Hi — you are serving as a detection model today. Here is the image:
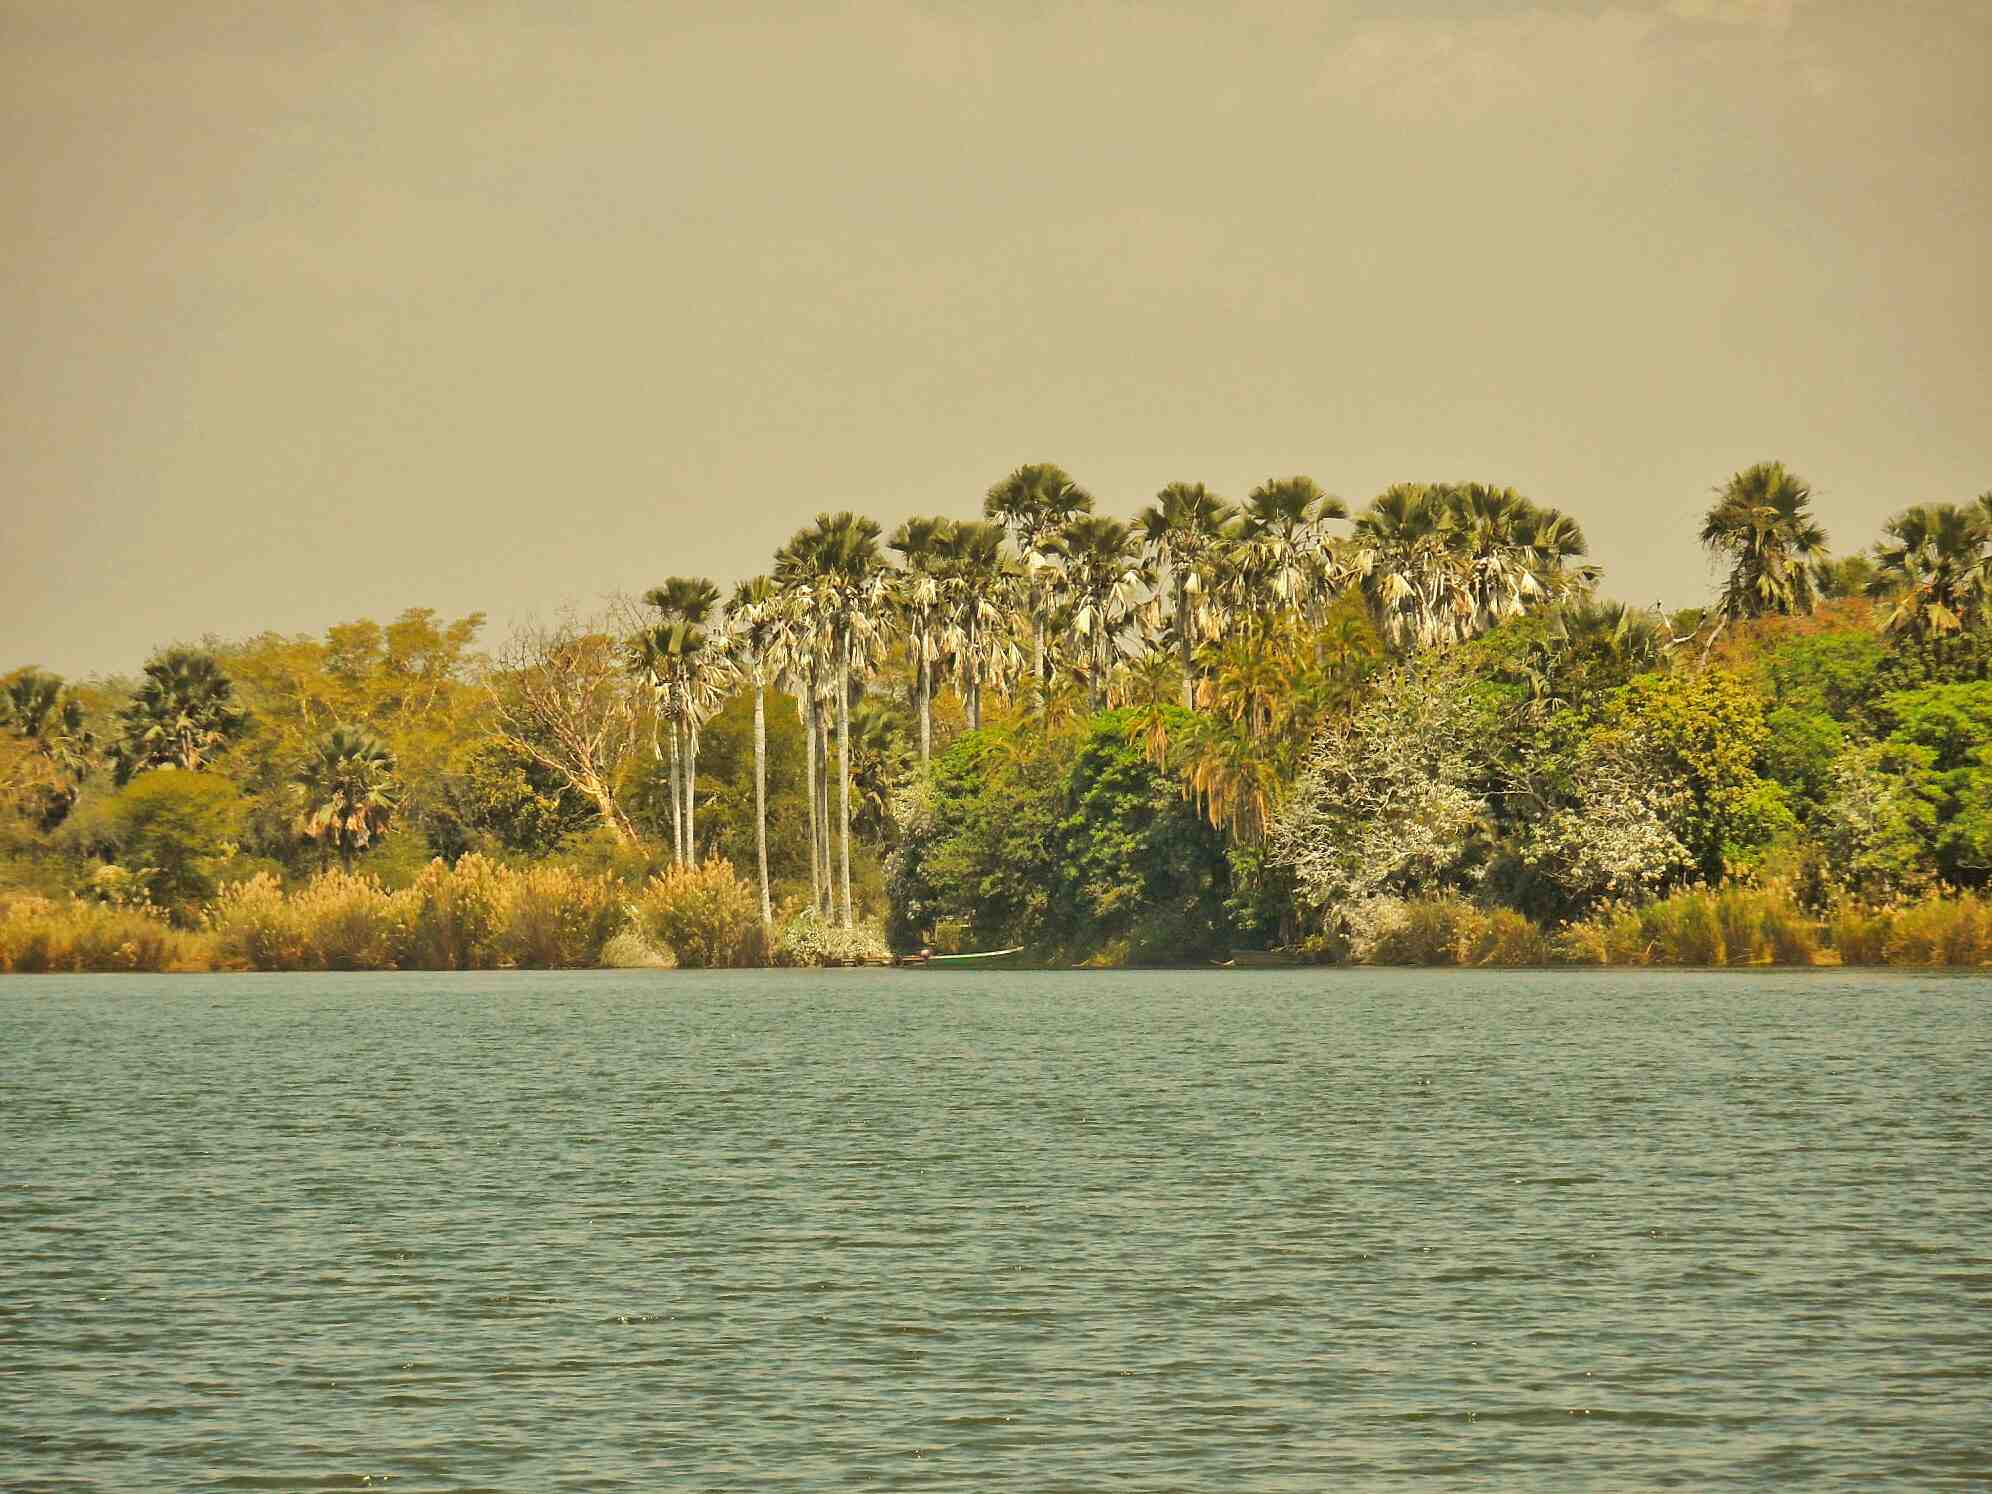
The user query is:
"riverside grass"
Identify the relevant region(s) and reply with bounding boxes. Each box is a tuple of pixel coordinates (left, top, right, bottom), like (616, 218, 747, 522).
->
(6, 876, 1988, 972)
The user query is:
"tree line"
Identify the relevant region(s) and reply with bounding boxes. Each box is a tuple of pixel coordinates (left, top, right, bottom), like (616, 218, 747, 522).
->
(4, 461, 1990, 963)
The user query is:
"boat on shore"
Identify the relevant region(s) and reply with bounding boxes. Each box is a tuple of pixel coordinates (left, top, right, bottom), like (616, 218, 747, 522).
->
(892, 945, 1027, 968)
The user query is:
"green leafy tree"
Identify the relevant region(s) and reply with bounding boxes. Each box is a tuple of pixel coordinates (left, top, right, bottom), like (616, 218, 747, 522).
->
(2, 670, 95, 830)
(79, 771, 248, 918)
(1605, 668, 1796, 881)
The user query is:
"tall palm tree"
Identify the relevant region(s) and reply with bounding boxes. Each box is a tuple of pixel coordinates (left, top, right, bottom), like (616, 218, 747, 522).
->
(888, 515, 954, 762)
(1701, 461, 1829, 621)
(640, 578, 726, 865)
(769, 558, 833, 917)
(984, 463, 1093, 693)
(114, 649, 250, 782)
(1867, 500, 1992, 641)
(1348, 483, 1593, 650)
(296, 725, 399, 868)
(933, 520, 1015, 731)
(1058, 516, 1153, 713)
(726, 576, 791, 931)
(1236, 476, 1347, 633)
(779, 513, 890, 928)
(1138, 482, 1238, 709)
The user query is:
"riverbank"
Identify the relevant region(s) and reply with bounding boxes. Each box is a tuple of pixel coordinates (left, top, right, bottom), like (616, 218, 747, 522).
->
(4, 876, 1988, 974)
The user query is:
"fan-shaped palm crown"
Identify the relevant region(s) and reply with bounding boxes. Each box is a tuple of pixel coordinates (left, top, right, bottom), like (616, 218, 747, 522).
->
(1700, 462, 1829, 619)
(114, 648, 250, 782)
(1867, 500, 1992, 638)
(296, 724, 399, 864)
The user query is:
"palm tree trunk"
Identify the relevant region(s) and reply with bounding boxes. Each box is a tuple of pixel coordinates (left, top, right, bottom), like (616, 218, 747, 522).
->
(1178, 574, 1195, 711)
(685, 723, 698, 868)
(803, 700, 821, 913)
(753, 675, 771, 930)
(839, 636, 855, 929)
(967, 611, 982, 731)
(918, 632, 931, 764)
(817, 703, 833, 916)
(668, 719, 684, 866)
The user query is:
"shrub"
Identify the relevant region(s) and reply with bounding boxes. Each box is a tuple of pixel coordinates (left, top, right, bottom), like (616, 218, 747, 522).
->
(497, 864, 623, 968)
(210, 870, 411, 971)
(0, 892, 214, 973)
(1826, 900, 1893, 965)
(1367, 896, 1485, 966)
(1885, 893, 1992, 966)
(209, 872, 314, 970)
(772, 906, 890, 966)
(600, 929, 676, 969)
(1470, 909, 1556, 966)
(288, 871, 412, 971)
(406, 854, 507, 970)
(636, 859, 759, 968)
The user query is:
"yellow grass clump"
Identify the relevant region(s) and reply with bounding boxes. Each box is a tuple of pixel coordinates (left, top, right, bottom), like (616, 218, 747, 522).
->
(0, 891, 215, 973)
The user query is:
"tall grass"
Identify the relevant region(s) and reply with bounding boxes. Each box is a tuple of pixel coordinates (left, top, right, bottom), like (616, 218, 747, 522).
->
(0, 892, 214, 973)
(635, 859, 760, 968)
(1558, 884, 1818, 966)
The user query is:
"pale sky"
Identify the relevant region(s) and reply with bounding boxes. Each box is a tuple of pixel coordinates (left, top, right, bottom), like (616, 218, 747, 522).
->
(4, 0, 1987, 678)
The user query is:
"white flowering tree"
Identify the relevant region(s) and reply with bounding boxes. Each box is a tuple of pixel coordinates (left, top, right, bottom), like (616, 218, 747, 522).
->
(1270, 663, 1489, 935)
(1515, 729, 1694, 910)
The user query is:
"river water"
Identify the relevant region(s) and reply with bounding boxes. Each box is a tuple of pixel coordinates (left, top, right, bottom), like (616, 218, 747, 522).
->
(4, 969, 1989, 1489)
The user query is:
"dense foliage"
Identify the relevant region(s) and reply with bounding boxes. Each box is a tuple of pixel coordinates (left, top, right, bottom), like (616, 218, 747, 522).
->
(5, 466, 1990, 967)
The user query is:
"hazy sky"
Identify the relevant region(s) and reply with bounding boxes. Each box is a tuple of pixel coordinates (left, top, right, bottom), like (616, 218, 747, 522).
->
(5, 0, 1987, 677)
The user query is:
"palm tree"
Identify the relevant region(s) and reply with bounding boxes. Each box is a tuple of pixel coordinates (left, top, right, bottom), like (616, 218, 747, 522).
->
(726, 576, 791, 931)
(2, 670, 94, 830)
(114, 649, 250, 782)
(984, 463, 1093, 692)
(1058, 516, 1153, 713)
(1236, 476, 1347, 634)
(296, 725, 399, 868)
(769, 560, 833, 918)
(639, 578, 727, 866)
(888, 515, 954, 762)
(780, 513, 890, 928)
(1701, 462, 1829, 621)
(1137, 482, 1238, 709)
(1348, 483, 1593, 650)
(1868, 501, 1992, 641)
(933, 520, 1015, 731)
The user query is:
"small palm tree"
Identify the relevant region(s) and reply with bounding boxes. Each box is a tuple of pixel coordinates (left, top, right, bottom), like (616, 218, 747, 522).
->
(297, 725, 399, 868)
(114, 649, 249, 782)
(1701, 462, 1829, 620)
(1868, 501, 1992, 641)
(1138, 482, 1239, 709)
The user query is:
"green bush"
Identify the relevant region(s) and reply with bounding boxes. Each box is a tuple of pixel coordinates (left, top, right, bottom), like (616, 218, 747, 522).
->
(772, 906, 889, 966)
(1367, 896, 1484, 966)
